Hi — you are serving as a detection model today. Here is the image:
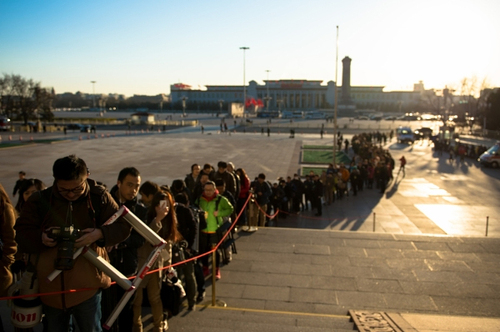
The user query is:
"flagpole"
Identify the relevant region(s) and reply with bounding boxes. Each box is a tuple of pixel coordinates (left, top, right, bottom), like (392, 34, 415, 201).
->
(333, 26, 339, 167)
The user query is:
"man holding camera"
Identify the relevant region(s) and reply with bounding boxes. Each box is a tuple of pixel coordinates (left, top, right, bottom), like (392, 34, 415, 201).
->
(15, 155, 131, 332)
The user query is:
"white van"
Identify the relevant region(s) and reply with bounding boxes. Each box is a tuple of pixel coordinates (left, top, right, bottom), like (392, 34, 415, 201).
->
(478, 142, 500, 168)
(396, 126, 414, 144)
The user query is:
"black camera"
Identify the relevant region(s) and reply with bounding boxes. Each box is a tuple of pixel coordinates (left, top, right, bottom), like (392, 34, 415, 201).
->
(46, 226, 83, 270)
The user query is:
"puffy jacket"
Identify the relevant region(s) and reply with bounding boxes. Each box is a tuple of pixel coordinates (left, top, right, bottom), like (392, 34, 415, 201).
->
(197, 194, 233, 233)
(15, 179, 131, 309)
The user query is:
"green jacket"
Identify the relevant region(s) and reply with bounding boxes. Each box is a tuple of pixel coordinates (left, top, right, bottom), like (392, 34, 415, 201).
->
(198, 194, 233, 233)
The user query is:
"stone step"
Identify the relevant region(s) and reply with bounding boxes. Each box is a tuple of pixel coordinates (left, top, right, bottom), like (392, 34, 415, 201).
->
(164, 307, 357, 331)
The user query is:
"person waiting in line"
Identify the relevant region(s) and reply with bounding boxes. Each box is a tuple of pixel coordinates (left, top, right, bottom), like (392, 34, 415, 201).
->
(235, 168, 250, 231)
(0, 183, 17, 297)
(196, 181, 233, 280)
(311, 174, 323, 216)
(132, 190, 181, 332)
(213, 161, 236, 198)
(184, 164, 200, 202)
(247, 174, 271, 232)
(15, 178, 46, 214)
(173, 192, 199, 310)
(103, 167, 147, 332)
(139, 181, 161, 207)
(15, 155, 131, 332)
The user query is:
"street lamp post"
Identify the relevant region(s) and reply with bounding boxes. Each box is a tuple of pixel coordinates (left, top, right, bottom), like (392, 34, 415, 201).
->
(240, 47, 250, 115)
(333, 26, 339, 167)
(181, 96, 188, 117)
(218, 99, 224, 115)
(265, 70, 271, 112)
(90, 81, 96, 109)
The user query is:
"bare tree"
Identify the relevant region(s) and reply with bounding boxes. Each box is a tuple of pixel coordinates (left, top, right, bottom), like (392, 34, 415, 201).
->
(0, 74, 54, 123)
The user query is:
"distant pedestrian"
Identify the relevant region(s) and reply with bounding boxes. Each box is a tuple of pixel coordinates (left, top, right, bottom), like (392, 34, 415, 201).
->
(12, 171, 26, 197)
(398, 156, 406, 177)
(267, 128, 270, 137)
(201, 125, 204, 134)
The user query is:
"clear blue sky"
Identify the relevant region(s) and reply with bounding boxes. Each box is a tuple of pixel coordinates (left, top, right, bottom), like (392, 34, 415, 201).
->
(1, 0, 499, 97)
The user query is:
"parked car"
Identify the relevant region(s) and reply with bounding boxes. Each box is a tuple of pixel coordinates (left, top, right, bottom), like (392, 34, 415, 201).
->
(66, 123, 83, 131)
(80, 125, 91, 133)
(0, 117, 11, 131)
(413, 127, 433, 139)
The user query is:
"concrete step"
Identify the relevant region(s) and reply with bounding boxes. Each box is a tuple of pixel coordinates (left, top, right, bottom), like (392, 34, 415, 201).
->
(164, 306, 357, 332)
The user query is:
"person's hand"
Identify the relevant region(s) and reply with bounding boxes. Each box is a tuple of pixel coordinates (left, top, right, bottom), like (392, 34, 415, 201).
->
(155, 204, 169, 221)
(213, 210, 219, 217)
(42, 228, 57, 247)
(75, 228, 103, 248)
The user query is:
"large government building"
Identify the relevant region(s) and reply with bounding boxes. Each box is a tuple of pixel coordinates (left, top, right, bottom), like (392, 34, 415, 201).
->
(170, 57, 423, 113)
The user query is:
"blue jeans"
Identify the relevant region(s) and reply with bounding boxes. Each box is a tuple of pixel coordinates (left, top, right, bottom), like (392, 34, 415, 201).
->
(43, 290, 102, 332)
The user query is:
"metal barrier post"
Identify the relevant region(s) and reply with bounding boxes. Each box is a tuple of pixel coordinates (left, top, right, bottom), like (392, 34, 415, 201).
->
(373, 213, 376, 232)
(209, 244, 227, 308)
(486, 216, 489, 237)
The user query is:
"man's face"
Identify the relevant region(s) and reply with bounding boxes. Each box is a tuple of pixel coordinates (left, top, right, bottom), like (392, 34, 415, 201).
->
(258, 177, 264, 184)
(218, 166, 226, 174)
(227, 164, 234, 173)
(192, 165, 201, 177)
(118, 174, 141, 202)
(204, 184, 216, 196)
(57, 176, 87, 202)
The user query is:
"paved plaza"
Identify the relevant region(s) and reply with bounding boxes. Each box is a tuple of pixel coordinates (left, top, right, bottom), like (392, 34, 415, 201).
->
(1, 121, 500, 331)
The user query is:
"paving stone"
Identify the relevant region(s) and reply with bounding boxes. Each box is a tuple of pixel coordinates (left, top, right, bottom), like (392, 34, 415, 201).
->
(242, 285, 290, 301)
(290, 263, 332, 277)
(399, 280, 451, 296)
(249, 261, 292, 274)
(289, 287, 338, 305)
(435, 251, 482, 262)
(383, 293, 437, 311)
(293, 244, 331, 255)
(364, 248, 405, 259)
(336, 290, 387, 309)
(385, 258, 430, 270)
(400, 249, 441, 259)
(356, 278, 404, 293)
(424, 259, 473, 272)
(412, 270, 463, 283)
(311, 276, 357, 291)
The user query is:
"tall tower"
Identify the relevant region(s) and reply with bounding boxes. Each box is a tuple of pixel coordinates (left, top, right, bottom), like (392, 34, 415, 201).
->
(341, 56, 352, 104)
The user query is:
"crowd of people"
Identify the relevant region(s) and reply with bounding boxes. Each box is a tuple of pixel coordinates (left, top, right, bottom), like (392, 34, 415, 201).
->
(0, 131, 411, 331)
